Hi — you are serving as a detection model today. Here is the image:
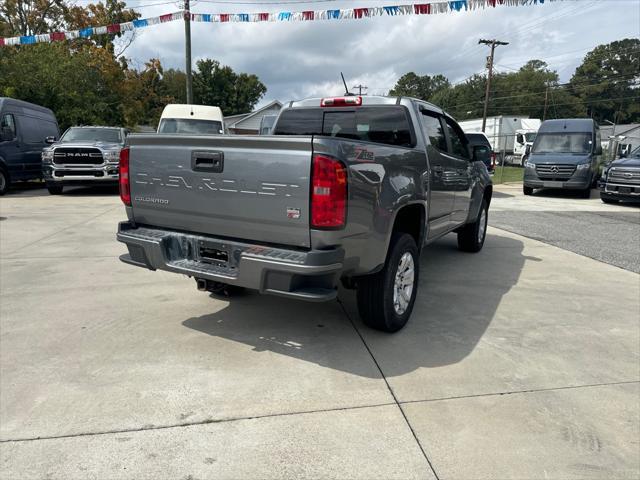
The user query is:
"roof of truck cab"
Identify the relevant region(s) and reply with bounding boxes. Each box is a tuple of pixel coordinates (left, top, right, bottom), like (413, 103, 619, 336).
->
(539, 118, 596, 133)
(159, 104, 223, 122)
(287, 95, 445, 115)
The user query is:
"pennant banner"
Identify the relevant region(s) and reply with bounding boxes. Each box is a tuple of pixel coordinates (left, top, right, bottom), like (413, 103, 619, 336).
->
(1, 0, 558, 47)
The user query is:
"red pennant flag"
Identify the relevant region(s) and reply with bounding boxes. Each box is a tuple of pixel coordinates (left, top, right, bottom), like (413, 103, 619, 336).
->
(302, 11, 314, 20)
(50, 32, 66, 41)
(106, 23, 121, 34)
(258, 12, 269, 21)
(414, 4, 431, 14)
(354, 8, 368, 18)
(220, 14, 230, 22)
(159, 14, 172, 22)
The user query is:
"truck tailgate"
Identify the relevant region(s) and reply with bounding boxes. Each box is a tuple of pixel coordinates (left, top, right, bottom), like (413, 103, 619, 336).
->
(128, 135, 312, 248)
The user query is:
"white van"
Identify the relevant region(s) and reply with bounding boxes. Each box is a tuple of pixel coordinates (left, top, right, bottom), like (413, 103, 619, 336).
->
(157, 104, 224, 135)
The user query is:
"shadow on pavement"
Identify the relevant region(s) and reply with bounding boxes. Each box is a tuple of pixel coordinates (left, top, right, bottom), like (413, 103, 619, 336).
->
(492, 190, 515, 199)
(5, 182, 118, 197)
(182, 233, 535, 378)
(530, 188, 596, 199)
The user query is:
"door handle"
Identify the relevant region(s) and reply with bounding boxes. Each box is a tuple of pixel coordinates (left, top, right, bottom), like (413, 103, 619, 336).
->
(192, 151, 224, 172)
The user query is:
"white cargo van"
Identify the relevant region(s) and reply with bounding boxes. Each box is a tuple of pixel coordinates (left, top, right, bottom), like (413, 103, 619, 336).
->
(157, 104, 224, 135)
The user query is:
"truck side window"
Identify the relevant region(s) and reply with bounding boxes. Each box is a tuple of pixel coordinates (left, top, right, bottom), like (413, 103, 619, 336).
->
(1, 114, 17, 140)
(421, 112, 447, 152)
(445, 118, 470, 159)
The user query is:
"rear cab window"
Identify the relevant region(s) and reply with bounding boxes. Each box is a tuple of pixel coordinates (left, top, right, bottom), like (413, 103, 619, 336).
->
(273, 106, 414, 148)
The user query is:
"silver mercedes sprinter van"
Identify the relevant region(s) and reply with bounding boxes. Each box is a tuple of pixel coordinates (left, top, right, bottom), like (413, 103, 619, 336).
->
(523, 119, 602, 198)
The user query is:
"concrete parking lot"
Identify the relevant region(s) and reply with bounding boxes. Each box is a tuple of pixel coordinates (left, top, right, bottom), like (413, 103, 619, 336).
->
(1, 184, 639, 479)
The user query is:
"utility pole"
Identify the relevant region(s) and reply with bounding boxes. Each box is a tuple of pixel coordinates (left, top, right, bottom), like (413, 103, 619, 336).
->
(352, 84, 368, 95)
(479, 39, 508, 132)
(184, 0, 193, 104)
(543, 85, 549, 121)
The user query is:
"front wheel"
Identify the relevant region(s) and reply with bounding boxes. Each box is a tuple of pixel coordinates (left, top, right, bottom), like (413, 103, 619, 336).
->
(0, 168, 9, 196)
(523, 186, 534, 196)
(356, 233, 419, 333)
(457, 199, 489, 253)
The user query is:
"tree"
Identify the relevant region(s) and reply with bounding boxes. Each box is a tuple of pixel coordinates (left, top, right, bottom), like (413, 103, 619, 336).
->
(569, 38, 640, 123)
(0, 0, 68, 36)
(193, 59, 266, 115)
(389, 72, 450, 101)
(160, 68, 187, 104)
(0, 42, 127, 129)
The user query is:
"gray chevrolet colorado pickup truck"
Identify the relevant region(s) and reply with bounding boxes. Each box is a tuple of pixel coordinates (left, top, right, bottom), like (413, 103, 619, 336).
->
(42, 126, 127, 194)
(117, 96, 492, 332)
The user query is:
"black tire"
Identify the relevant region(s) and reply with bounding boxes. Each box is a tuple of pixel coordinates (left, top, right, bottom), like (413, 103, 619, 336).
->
(457, 199, 489, 253)
(523, 186, 534, 196)
(601, 195, 618, 204)
(0, 167, 9, 196)
(356, 233, 419, 333)
(47, 184, 64, 195)
(580, 187, 591, 199)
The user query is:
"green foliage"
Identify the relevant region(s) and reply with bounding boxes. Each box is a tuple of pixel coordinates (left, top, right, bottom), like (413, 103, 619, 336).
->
(193, 59, 267, 116)
(0, 43, 126, 129)
(569, 38, 640, 123)
(389, 72, 450, 101)
(393, 39, 640, 123)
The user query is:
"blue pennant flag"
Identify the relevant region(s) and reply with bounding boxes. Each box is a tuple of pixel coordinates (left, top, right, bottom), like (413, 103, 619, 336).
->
(278, 12, 292, 21)
(449, 0, 467, 11)
(384, 6, 399, 16)
(238, 13, 249, 22)
(133, 19, 148, 28)
(20, 35, 36, 44)
(327, 9, 340, 19)
(79, 27, 93, 37)
(201, 14, 211, 22)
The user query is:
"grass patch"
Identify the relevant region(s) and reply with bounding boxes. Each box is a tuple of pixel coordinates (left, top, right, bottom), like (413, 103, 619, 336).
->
(492, 166, 524, 184)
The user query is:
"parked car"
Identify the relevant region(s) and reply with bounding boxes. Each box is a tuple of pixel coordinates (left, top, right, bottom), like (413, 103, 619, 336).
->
(599, 145, 640, 204)
(466, 132, 495, 173)
(157, 104, 224, 135)
(0, 97, 59, 195)
(41, 126, 127, 195)
(523, 119, 602, 198)
(117, 95, 492, 333)
(459, 116, 540, 165)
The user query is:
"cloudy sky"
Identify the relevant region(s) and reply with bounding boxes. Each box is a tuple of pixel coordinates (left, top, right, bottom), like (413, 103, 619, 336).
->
(118, 0, 639, 107)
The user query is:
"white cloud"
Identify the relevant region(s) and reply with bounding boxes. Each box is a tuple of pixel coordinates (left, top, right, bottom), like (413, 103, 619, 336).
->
(120, 0, 640, 109)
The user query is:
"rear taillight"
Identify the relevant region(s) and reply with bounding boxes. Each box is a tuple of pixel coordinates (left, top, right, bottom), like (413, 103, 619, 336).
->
(311, 154, 347, 228)
(491, 152, 496, 168)
(119, 147, 131, 206)
(321, 96, 362, 107)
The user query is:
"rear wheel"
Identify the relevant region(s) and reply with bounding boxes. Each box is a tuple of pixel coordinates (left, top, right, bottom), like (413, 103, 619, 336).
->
(47, 184, 63, 195)
(523, 186, 534, 196)
(356, 233, 419, 333)
(457, 199, 488, 253)
(0, 168, 8, 196)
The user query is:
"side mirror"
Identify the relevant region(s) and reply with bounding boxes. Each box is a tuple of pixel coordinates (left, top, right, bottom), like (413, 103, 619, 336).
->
(45, 136, 56, 144)
(473, 145, 491, 164)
